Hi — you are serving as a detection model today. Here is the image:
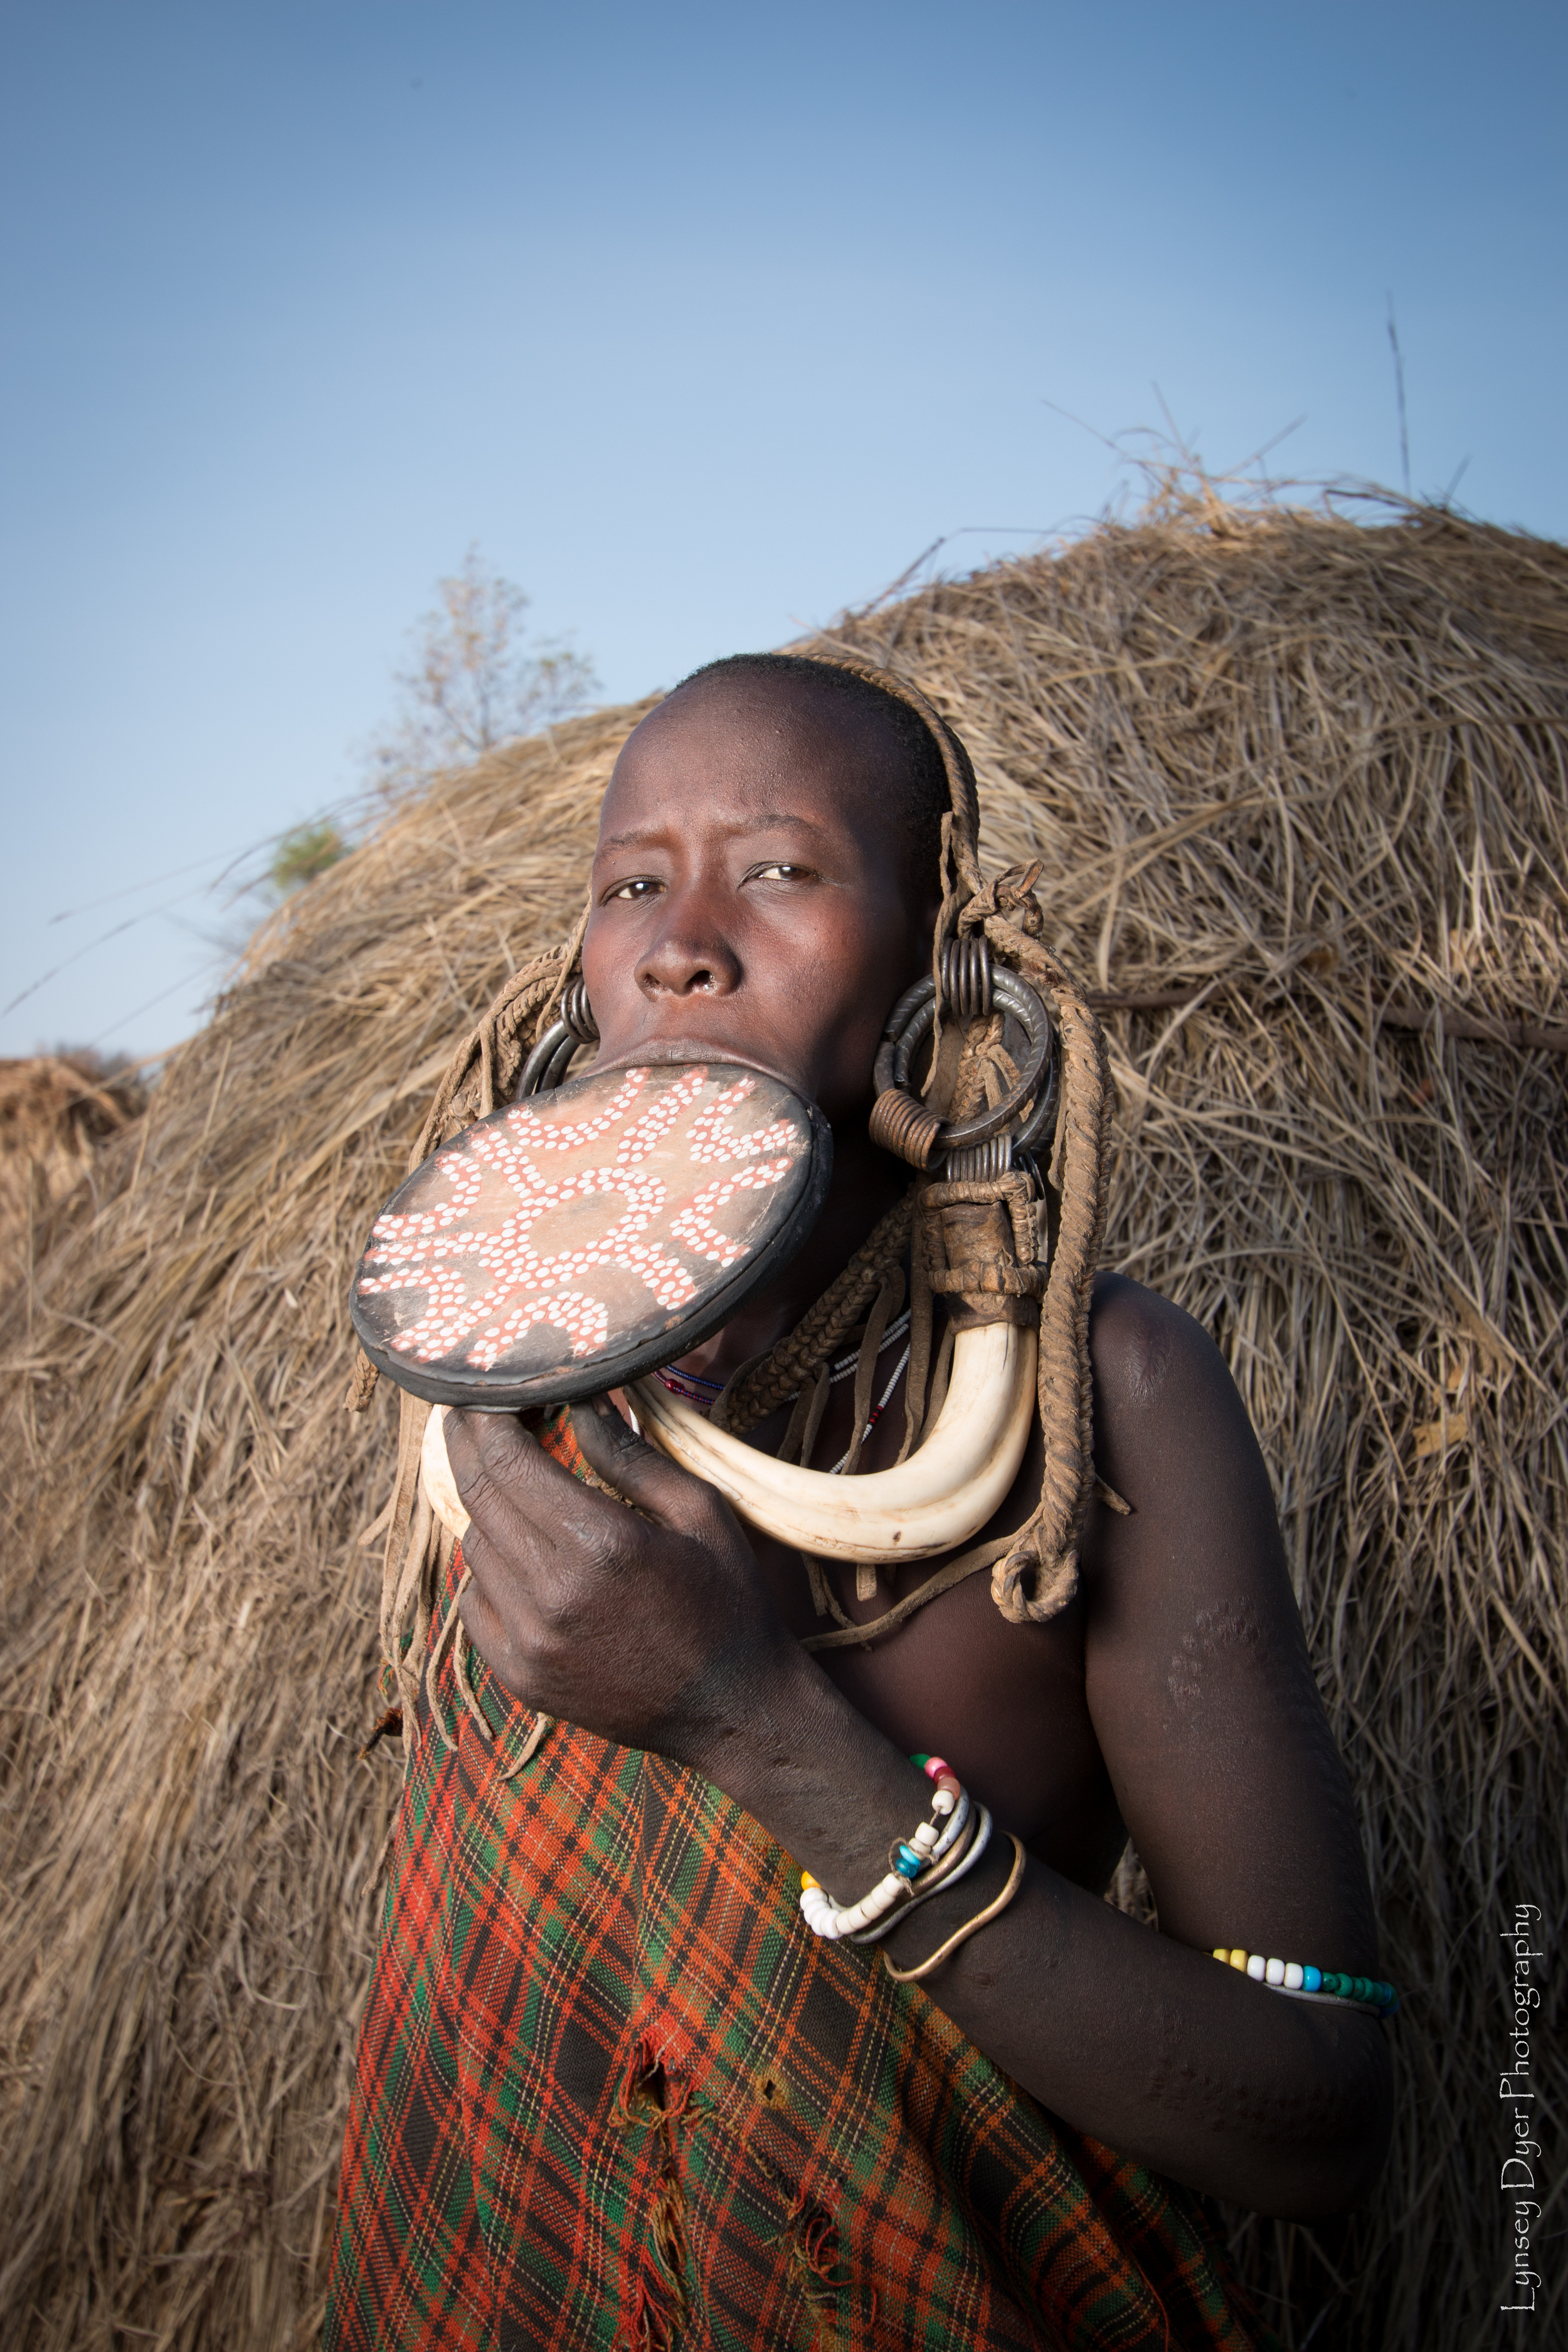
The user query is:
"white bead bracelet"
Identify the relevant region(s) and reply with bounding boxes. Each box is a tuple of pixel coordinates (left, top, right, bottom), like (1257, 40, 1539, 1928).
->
(798, 1756, 978, 1944)
(1212, 1946, 1399, 2017)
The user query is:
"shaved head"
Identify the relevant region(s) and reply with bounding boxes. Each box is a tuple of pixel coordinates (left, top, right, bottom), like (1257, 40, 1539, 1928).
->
(668, 655, 950, 903)
(581, 657, 943, 1121)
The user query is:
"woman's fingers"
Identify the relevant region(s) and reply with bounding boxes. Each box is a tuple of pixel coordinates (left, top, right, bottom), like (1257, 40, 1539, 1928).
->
(442, 1396, 779, 1749)
(570, 1394, 729, 1536)
(445, 1409, 598, 1558)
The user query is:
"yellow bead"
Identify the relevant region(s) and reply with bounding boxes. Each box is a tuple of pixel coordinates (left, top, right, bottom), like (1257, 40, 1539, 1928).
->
(1229, 1948, 1249, 1969)
(1212, 1948, 1229, 1962)
(802, 1872, 819, 1892)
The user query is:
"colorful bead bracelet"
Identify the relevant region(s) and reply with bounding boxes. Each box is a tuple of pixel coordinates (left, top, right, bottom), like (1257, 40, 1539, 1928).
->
(799, 1756, 985, 1944)
(1212, 1947, 1399, 2017)
(852, 1800, 993, 1944)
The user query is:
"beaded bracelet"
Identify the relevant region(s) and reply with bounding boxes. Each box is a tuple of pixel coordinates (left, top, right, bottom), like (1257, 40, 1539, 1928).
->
(1213, 1946, 1400, 2018)
(845, 1803, 993, 1945)
(798, 1756, 973, 1943)
(883, 1833, 1027, 1984)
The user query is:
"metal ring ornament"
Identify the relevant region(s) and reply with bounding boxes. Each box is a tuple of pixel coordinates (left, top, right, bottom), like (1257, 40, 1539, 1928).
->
(940, 935, 992, 1020)
(517, 981, 600, 1100)
(561, 977, 599, 1044)
(944, 1134, 1016, 1183)
(870, 966, 1057, 1170)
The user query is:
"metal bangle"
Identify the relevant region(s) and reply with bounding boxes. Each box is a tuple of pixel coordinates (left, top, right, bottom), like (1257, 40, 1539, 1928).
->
(516, 981, 598, 1098)
(871, 967, 1057, 1157)
(881, 1833, 1027, 1984)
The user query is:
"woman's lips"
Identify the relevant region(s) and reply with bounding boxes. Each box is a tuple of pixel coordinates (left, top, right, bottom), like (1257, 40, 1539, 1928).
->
(588, 1032, 805, 1096)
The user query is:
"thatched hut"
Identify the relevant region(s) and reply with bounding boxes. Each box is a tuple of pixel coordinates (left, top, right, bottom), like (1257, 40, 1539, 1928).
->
(0, 1052, 145, 1292)
(2, 492, 1563, 2351)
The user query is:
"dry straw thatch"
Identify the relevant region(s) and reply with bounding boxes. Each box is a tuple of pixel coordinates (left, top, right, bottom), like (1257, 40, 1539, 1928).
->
(2, 488, 1564, 2351)
(0, 1054, 146, 1292)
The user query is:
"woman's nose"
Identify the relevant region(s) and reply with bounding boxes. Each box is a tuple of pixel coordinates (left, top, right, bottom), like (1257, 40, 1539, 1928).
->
(637, 908, 742, 999)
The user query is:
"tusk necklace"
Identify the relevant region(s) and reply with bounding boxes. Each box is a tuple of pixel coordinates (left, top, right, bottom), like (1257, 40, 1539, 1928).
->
(628, 1321, 1036, 1565)
(418, 1321, 1036, 1571)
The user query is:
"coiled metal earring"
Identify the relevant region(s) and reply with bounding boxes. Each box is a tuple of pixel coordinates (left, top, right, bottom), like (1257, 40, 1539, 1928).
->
(867, 936, 1058, 1173)
(517, 978, 599, 1098)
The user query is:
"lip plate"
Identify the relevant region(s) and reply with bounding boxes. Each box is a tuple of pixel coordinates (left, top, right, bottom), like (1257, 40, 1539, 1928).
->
(349, 1059, 833, 1412)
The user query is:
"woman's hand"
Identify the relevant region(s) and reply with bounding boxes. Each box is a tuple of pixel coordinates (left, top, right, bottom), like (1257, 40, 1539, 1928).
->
(448, 1399, 796, 1767)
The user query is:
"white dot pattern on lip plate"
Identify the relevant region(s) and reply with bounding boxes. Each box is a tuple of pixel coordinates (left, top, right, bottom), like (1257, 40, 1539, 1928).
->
(357, 1064, 805, 1373)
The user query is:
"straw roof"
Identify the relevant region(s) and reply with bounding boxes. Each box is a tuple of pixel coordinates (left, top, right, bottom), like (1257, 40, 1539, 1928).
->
(2, 491, 1564, 2350)
(0, 1054, 144, 1292)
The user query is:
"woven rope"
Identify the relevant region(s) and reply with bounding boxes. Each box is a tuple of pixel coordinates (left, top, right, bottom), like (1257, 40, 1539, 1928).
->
(975, 911, 1112, 1623)
(709, 1191, 917, 1434)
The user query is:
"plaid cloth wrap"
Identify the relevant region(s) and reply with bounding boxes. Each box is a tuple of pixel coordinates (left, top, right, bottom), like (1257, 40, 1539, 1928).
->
(327, 1415, 1275, 2352)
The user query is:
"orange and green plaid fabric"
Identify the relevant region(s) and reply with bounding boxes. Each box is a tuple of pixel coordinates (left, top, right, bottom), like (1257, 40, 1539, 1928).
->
(326, 1417, 1276, 2351)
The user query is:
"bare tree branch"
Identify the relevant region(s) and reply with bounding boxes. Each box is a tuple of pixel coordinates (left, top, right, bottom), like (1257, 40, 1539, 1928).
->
(367, 546, 600, 800)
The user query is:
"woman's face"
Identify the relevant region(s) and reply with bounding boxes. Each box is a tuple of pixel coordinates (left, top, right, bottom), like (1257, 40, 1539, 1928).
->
(582, 676, 940, 1125)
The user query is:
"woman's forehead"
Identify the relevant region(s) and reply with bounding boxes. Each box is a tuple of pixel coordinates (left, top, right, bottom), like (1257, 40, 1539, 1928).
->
(600, 674, 905, 833)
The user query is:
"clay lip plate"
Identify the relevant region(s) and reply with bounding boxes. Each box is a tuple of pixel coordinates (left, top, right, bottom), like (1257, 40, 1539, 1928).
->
(350, 1059, 832, 1409)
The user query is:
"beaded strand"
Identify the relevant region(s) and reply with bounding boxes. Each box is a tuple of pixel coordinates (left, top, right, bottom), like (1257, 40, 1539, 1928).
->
(798, 1756, 983, 1944)
(793, 1759, 1401, 2020)
(846, 1799, 994, 1946)
(1213, 1946, 1399, 2017)
(825, 1345, 913, 1476)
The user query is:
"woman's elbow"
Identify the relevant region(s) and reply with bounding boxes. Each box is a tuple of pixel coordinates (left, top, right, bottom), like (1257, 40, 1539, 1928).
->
(1257, 2025, 1395, 2221)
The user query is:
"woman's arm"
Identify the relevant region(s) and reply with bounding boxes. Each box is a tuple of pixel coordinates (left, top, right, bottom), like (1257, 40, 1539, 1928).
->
(858, 1273, 1394, 2214)
(450, 1290, 1392, 2219)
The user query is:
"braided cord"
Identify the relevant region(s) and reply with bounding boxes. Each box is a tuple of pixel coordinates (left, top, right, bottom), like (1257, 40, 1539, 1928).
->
(978, 915, 1111, 1623)
(709, 1190, 917, 1436)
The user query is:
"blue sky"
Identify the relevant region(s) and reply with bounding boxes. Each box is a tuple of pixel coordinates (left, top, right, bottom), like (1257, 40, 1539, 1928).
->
(3, 0, 1563, 1059)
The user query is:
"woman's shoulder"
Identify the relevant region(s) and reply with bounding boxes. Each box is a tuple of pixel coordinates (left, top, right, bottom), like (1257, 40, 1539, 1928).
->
(1087, 1268, 1228, 1416)
(1084, 1268, 1267, 1519)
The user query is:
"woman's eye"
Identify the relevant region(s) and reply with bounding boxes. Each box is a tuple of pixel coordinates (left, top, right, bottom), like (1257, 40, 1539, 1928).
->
(750, 861, 808, 881)
(605, 876, 662, 903)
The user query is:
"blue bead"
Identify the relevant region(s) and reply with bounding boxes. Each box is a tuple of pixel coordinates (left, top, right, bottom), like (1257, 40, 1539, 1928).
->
(894, 1845, 923, 1878)
(1303, 1966, 1322, 1993)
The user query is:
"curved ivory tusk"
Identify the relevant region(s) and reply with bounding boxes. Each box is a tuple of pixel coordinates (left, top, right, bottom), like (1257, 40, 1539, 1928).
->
(421, 1406, 471, 1543)
(419, 1323, 1038, 1565)
(629, 1321, 1037, 1563)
